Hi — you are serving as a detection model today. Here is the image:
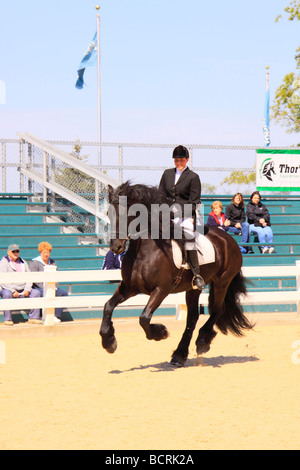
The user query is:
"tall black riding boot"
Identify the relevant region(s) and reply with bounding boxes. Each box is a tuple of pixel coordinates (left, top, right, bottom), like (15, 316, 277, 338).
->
(186, 249, 206, 290)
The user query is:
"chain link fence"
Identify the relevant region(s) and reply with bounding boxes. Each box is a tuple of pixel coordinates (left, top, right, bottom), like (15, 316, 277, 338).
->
(1, 138, 259, 196)
(1, 138, 291, 241)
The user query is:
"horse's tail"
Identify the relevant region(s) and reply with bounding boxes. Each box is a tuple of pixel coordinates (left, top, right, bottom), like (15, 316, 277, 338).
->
(215, 270, 254, 336)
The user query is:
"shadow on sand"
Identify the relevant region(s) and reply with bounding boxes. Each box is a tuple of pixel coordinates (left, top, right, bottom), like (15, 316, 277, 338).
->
(109, 354, 259, 374)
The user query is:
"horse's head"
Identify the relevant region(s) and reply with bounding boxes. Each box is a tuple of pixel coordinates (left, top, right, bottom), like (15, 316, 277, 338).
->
(107, 180, 182, 253)
(107, 182, 131, 254)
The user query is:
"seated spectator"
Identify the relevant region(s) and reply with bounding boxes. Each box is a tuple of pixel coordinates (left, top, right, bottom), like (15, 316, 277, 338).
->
(102, 249, 125, 270)
(0, 244, 42, 326)
(225, 193, 253, 254)
(246, 191, 275, 254)
(207, 201, 230, 231)
(30, 242, 68, 323)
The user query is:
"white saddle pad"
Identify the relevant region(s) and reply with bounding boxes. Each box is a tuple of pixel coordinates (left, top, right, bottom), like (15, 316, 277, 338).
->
(171, 234, 215, 269)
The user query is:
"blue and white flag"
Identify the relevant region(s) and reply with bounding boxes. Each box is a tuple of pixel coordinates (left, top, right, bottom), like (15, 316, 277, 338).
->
(75, 32, 97, 89)
(263, 87, 270, 147)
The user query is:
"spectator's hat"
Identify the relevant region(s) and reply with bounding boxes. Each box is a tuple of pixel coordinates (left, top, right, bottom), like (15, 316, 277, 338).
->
(8, 244, 19, 251)
(172, 145, 189, 159)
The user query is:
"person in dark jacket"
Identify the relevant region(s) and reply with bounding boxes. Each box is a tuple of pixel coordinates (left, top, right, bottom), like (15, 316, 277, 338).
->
(102, 250, 124, 270)
(225, 193, 253, 254)
(207, 201, 230, 231)
(246, 191, 275, 254)
(159, 145, 205, 290)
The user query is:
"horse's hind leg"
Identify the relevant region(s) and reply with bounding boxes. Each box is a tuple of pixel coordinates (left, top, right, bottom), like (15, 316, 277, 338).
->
(100, 282, 133, 353)
(196, 281, 226, 355)
(139, 287, 169, 341)
(171, 289, 201, 367)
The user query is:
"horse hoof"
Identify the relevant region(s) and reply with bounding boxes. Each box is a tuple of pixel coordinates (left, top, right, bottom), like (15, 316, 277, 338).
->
(170, 359, 184, 368)
(170, 355, 185, 367)
(196, 339, 211, 355)
(105, 338, 118, 354)
(149, 323, 169, 341)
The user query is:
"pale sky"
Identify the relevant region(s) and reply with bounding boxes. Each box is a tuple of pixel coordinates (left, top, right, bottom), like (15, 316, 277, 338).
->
(1, 0, 300, 147)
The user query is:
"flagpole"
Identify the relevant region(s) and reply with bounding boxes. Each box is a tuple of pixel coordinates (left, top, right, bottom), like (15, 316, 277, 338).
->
(264, 65, 270, 147)
(96, 5, 101, 167)
(266, 65, 270, 147)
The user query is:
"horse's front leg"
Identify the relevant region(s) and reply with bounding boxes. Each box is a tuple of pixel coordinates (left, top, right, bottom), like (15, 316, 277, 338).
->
(139, 287, 169, 341)
(171, 289, 201, 367)
(100, 282, 132, 353)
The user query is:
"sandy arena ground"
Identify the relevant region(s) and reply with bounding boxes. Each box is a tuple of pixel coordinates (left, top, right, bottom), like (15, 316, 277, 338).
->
(0, 312, 300, 450)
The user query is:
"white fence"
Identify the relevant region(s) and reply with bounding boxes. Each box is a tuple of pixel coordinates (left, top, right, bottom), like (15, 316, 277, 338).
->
(0, 263, 299, 325)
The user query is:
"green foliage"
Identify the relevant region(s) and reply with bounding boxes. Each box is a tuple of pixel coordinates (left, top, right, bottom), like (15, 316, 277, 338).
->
(221, 170, 256, 186)
(271, 72, 300, 133)
(272, 1, 300, 135)
(201, 183, 217, 194)
(275, 0, 300, 21)
(55, 140, 95, 193)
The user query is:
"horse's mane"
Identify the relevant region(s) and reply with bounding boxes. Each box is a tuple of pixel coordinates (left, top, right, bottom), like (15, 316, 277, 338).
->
(109, 181, 185, 244)
(110, 181, 166, 206)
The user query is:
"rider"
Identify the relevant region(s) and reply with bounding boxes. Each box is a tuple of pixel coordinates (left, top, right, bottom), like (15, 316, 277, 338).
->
(159, 145, 206, 290)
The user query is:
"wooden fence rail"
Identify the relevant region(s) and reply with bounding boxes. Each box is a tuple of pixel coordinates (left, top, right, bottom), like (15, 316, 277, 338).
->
(0, 262, 299, 325)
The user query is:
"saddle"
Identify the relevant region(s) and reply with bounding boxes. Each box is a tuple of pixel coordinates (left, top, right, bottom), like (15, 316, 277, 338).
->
(171, 233, 215, 270)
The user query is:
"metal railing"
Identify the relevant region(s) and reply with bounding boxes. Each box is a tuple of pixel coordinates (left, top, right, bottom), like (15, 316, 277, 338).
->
(16, 133, 121, 241)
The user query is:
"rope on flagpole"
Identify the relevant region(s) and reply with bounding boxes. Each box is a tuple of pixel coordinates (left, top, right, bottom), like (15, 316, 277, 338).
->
(266, 65, 269, 92)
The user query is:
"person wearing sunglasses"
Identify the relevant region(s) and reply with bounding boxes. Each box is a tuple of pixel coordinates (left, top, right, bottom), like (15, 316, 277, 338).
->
(0, 244, 41, 326)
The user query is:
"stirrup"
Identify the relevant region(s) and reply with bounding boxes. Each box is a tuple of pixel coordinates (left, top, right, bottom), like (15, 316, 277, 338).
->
(192, 275, 206, 290)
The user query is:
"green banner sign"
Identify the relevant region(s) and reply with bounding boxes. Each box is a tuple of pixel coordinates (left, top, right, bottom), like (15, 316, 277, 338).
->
(256, 149, 300, 191)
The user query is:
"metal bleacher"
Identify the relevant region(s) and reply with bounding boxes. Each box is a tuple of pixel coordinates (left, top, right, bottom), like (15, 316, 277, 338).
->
(0, 193, 115, 322)
(0, 192, 299, 322)
(201, 195, 300, 313)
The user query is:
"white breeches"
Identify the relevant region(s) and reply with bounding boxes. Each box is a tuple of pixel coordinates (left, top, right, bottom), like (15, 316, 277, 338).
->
(174, 217, 196, 251)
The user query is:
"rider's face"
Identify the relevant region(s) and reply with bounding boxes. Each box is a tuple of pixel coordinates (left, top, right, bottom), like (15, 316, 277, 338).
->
(174, 157, 188, 172)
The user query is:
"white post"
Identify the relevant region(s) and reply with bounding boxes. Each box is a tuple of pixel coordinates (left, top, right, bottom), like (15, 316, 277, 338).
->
(95, 179, 100, 234)
(43, 265, 57, 326)
(176, 304, 187, 321)
(43, 151, 48, 202)
(96, 5, 101, 168)
(296, 260, 300, 317)
(2, 142, 6, 192)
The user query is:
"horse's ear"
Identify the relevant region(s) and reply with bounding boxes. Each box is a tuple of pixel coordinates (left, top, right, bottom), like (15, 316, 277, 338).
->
(118, 181, 130, 196)
(108, 184, 114, 203)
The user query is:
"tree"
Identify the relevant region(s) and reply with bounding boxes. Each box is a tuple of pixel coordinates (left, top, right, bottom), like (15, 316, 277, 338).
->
(55, 140, 96, 194)
(221, 169, 256, 194)
(201, 183, 217, 194)
(275, 0, 300, 22)
(271, 71, 300, 133)
(272, 1, 300, 134)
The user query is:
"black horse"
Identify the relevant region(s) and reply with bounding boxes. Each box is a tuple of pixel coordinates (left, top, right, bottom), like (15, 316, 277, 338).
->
(100, 182, 253, 366)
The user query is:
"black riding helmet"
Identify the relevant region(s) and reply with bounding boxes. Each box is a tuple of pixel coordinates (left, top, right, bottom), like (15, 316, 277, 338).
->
(172, 145, 189, 159)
